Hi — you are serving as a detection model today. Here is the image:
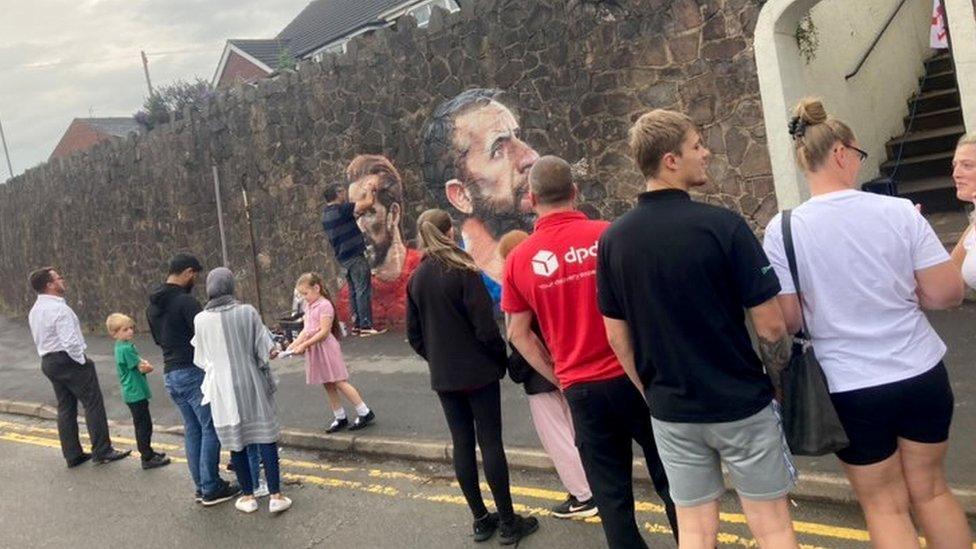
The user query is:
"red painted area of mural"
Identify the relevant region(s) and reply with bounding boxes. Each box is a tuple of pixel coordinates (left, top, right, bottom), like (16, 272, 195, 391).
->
(336, 247, 422, 331)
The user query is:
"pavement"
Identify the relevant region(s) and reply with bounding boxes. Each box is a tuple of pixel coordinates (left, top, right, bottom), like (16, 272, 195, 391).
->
(1, 304, 975, 508)
(0, 412, 920, 548)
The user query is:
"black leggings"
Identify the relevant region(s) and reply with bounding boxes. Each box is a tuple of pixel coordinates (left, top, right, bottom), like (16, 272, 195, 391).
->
(437, 381, 514, 522)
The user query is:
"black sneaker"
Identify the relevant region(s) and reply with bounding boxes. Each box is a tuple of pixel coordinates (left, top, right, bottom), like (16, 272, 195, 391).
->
(66, 452, 92, 468)
(551, 494, 598, 519)
(142, 454, 172, 470)
(498, 515, 539, 546)
(194, 490, 203, 504)
(472, 512, 499, 542)
(201, 482, 241, 506)
(93, 449, 132, 465)
(348, 410, 375, 431)
(326, 417, 349, 433)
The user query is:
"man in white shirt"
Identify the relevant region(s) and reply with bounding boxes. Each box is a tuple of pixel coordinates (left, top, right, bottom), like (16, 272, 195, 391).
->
(28, 267, 130, 467)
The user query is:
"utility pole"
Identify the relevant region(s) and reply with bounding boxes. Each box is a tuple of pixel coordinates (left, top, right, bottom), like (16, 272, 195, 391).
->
(140, 50, 154, 96)
(0, 113, 13, 181)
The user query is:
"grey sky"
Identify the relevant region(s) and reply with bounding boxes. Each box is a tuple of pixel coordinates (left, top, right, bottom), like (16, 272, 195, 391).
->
(0, 0, 310, 180)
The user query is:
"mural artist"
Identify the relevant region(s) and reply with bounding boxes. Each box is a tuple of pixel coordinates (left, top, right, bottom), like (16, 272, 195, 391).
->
(336, 154, 422, 330)
(422, 88, 540, 303)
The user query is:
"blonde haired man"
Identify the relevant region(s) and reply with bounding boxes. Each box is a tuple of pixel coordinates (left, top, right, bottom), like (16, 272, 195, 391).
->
(597, 110, 799, 548)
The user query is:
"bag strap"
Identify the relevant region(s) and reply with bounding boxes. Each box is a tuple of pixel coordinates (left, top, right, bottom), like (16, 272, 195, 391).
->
(781, 210, 811, 338)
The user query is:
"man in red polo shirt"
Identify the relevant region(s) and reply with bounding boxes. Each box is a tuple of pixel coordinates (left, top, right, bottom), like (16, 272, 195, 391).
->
(502, 155, 677, 548)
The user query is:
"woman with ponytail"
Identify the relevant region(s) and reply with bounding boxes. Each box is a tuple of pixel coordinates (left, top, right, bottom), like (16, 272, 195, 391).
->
(406, 209, 539, 545)
(762, 99, 969, 548)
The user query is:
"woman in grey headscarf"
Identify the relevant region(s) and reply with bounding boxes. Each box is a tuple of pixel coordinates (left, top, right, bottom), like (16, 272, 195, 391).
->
(192, 267, 292, 514)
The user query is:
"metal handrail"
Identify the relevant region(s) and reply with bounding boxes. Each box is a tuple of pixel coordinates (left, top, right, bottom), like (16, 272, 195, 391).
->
(845, 0, 912, 80)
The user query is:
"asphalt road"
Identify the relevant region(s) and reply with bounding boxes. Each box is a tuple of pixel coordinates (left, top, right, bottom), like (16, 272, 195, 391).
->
(0, 412, 908, 548)
(2, 307, 975, 488)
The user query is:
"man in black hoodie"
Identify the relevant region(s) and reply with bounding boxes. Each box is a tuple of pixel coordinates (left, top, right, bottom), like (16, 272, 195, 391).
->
(147, 254, 239, 506)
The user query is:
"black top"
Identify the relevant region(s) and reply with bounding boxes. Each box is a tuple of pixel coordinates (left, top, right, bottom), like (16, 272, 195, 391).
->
(406, 257, 506, 393)
(146, 283, 202, 373)
(507, 322, 558, 396)
(322, 202, 366, 262)
(597, 189, 781, 423)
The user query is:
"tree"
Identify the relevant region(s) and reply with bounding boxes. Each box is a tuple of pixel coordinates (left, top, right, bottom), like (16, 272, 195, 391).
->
(134, 78, 215, 130)
(275, 48, 297, 72)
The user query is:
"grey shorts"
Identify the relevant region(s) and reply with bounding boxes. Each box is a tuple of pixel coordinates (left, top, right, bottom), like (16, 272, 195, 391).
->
(651, 402, 797, 507)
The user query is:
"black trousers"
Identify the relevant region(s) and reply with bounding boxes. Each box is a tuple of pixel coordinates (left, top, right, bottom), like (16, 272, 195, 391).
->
(40, 352, 112, 462)
(437, 380, 515, 522)
(564, 375, 678, 548)
(126, 399, 156, 460)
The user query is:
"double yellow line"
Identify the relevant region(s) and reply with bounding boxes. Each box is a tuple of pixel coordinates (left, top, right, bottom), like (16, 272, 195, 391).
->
(0, 418, 892, 548)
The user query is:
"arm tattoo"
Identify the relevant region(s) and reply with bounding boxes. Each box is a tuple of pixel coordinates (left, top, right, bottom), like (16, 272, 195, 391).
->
(758, 335, 792, 396)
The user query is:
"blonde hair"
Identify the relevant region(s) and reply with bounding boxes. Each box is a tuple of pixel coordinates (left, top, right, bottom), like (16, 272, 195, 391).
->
(628, 109, 696, 178)
(295, 272, 343, 339)
(105, 313, 134, 336)
(957, 133, 976, 148)
(416, 209, 479, 272)
(498, 230, 529, 260)
(790, 98, 856, 172)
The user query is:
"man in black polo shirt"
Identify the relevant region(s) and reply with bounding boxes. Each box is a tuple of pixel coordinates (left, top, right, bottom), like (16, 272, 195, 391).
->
(322, 181, 386, 336)
(597, 110, 799, 548)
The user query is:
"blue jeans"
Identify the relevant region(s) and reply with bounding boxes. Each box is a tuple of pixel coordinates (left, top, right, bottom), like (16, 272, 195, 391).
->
(341, 254, 373, 329)
(247, 444, 263, 486)
(231, 443, 281, 495)
(164, 367, 223, 497)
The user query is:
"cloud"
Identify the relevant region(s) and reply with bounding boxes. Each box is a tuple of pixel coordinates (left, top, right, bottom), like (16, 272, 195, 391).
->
(0, 0, 310, 179)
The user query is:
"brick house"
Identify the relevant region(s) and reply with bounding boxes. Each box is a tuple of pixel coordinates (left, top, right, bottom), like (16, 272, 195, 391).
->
(49, 117, 143, 161)
(212, 0, 462, 89)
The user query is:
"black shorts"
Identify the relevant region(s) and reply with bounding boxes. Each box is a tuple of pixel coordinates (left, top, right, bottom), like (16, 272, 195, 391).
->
(830, 362, 954, 466)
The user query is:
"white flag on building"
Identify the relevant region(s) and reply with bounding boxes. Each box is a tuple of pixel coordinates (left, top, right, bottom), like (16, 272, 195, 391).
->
(931, 0, 949, 49)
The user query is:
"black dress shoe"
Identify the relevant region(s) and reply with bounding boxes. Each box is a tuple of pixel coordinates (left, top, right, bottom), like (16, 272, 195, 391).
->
(94, 449, 132, 464)
(66, 452, 92, 468)
(326, 418, 349, 434)
(348, 410, 375, 431)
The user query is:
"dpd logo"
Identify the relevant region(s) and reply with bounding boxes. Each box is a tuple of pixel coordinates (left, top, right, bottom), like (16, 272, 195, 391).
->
(532, 250, 559, 277)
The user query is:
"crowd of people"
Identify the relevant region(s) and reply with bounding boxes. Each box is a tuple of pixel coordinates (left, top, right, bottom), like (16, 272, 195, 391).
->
(24, 94, 976, 548)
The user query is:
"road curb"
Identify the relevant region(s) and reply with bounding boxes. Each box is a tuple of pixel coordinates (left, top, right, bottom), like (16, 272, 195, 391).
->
(3, 398, 974, 514)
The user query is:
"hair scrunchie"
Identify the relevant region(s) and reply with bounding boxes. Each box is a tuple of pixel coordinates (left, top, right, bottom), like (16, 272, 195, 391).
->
(788, 116, 808, 139)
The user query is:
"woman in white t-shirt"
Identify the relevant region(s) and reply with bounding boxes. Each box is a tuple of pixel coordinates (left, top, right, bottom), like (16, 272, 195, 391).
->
(762, 99, 969, 548)
(950, 134, 976, 287)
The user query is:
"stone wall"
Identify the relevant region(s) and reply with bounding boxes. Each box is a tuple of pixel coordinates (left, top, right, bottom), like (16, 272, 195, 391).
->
(0, 0, 773, 331)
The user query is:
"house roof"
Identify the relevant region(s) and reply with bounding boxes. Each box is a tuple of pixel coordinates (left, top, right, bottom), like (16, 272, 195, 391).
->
(84, 117, 143, 138)
(276, 0, 406, 58)
(228, 38, 292, 68)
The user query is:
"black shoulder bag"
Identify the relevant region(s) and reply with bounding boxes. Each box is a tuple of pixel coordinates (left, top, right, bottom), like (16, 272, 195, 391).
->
(780, 210, 850, 456)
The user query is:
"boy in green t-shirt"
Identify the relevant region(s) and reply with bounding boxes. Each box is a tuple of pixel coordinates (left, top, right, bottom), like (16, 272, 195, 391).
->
(106, 313, 171, 470)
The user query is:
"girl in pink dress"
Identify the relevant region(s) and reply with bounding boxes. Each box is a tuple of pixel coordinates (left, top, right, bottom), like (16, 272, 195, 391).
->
(287, 272, 375, 433)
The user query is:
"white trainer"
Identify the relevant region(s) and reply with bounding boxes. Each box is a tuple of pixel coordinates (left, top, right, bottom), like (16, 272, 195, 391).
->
(253, 479, 270, 498)
(235, 496, 258, 513)
(269, 496, 292, 514)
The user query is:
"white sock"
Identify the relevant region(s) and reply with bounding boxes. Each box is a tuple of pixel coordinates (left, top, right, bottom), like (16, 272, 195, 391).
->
(355, 403, 370, 416)
(333, 408, 347, 420)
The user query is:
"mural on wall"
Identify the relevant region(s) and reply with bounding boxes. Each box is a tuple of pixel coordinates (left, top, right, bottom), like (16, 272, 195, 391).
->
(336, 154, 422, 330)
(422, 88, 540, 303)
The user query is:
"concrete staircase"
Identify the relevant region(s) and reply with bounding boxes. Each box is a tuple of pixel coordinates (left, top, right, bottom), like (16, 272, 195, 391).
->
(880, 50, 969, 246)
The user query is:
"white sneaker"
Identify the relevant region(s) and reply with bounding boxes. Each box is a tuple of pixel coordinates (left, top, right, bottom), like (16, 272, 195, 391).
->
(253, 479, 270, 498)
(235, 496, 258, 513)
(269, 496, 292, 513)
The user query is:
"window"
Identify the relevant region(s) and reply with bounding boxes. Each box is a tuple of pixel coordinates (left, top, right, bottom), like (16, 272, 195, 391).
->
(407, 0, 459, 28)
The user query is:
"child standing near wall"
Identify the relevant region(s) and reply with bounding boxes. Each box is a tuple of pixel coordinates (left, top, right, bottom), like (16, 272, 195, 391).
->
(287, 272, 376, 433)
(106, 313, 171, 470)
